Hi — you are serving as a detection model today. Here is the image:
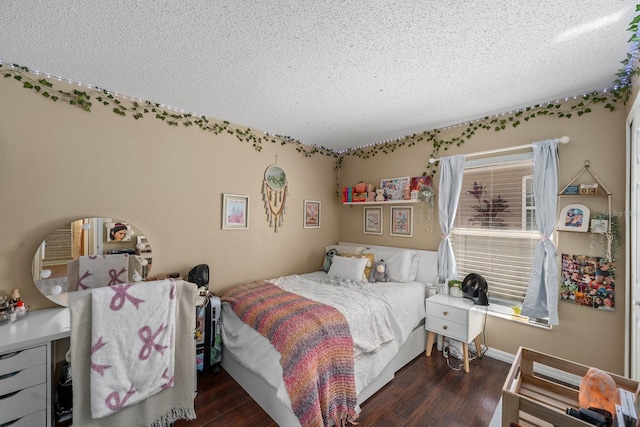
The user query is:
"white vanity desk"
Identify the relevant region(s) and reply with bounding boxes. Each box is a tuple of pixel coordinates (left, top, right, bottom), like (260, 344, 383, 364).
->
(0, 307, 70, 427)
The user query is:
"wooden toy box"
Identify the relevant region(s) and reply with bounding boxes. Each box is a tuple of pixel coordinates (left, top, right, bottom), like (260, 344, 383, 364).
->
(501, 347, 639, 426)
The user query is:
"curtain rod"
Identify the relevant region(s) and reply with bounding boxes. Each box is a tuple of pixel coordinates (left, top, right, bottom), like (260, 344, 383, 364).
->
(428, 136, 570, 164)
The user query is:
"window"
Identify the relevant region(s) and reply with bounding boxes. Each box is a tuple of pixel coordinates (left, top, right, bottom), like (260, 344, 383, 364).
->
(523, 175, 536, 231)
(450, 155, 546, 307)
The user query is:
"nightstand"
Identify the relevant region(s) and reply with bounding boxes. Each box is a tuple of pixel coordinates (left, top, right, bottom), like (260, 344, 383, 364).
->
(425, 294, 484, 372)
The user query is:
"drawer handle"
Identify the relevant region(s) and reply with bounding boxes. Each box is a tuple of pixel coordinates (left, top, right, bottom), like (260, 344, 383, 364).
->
(443, 311, 448, 316)
(443, 325, 448, 330)
(0, 390, 19, 401)
(1, 415, 24, 426)
(0, 370, 20, 381)
(0, 351, 19, 360)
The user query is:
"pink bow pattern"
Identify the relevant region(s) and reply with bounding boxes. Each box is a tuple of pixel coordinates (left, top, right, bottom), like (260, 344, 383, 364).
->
(138, 323, 168, 360)
(109, 284, 146, 310)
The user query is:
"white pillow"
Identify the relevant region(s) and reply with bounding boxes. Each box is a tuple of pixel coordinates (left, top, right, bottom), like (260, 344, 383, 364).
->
(364, 248, 415, 282)
(327, 255, 369, 282)
(326, 244, 367, 255)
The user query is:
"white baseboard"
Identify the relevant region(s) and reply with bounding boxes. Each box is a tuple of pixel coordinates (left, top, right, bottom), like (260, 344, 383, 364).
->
(484, 347, 515, 364)
(482, 347, 581, 388)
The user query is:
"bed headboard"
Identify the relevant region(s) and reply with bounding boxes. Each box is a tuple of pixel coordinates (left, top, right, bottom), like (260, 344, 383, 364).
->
(338, 242, 439, 286)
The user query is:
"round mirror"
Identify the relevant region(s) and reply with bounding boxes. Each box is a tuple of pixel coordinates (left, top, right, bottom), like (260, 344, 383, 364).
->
(32, 217, 152, 306)
(264, 165, 287, 190)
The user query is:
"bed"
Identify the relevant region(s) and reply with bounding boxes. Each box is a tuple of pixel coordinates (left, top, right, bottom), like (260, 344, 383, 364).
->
(219, 242, 439, 426)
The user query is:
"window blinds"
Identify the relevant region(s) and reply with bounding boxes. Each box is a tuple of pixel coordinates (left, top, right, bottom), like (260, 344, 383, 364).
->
(450, 159, 541, 303)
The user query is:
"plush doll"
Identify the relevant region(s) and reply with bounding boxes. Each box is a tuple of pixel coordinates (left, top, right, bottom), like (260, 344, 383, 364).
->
(369, 260, 390, 282)
(322, 248, 338, 272)
(375, 188, 386, 202)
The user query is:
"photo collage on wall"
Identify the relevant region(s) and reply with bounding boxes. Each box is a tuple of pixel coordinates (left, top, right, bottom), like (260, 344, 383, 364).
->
(560, 253, 615, 311)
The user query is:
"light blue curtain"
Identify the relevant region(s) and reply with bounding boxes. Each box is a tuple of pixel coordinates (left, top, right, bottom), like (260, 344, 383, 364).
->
(438, 154, 465, 281)
(521, 139, 560, 325)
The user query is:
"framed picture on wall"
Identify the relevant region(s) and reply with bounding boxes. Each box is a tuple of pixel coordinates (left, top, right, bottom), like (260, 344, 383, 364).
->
(363, 206, 383, 235)
(303, 200, 321, 228)
(390, 206, 413, 237)
(222, 194, 249, 230)
(557, 203, 590, 232)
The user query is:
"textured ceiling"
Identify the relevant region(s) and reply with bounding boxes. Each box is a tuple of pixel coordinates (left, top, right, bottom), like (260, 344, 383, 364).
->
(0, 1, 637, 151)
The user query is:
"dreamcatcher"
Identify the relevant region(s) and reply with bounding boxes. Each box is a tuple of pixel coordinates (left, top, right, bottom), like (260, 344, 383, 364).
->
(262, 163, 288, 231)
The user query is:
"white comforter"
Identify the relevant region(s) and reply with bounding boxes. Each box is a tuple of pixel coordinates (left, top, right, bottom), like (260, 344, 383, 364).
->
(221, 271, 426, 406)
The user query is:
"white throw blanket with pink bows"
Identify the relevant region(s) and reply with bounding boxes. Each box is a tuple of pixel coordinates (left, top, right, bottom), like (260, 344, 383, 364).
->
(78, 254, 129, 289)
(89, 279, 176, 419)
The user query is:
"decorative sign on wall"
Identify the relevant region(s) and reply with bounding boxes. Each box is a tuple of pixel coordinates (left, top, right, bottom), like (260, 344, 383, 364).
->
(560, 253, 615, 311)
(262, 164, 288, 232)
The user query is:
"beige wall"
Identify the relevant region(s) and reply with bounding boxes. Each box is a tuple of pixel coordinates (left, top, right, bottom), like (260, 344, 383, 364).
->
(1, 71, 629, 375)
(339, 103, 627, 374)
(0, 75, 339, 310)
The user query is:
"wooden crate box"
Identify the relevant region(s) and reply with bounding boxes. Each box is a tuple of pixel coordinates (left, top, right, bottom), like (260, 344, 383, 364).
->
(501, 347, 639, 427)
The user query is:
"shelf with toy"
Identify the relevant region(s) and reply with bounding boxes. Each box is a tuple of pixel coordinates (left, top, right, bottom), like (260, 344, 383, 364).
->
(343, 199, 418, 205)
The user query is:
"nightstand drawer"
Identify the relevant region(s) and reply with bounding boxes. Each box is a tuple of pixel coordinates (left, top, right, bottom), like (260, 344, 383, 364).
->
(426, 301, 466, 324)
(426, 317, 468, 342)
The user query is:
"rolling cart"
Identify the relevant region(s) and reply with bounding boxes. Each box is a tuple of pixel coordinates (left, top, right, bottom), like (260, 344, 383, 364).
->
(195, 294, 222, 373)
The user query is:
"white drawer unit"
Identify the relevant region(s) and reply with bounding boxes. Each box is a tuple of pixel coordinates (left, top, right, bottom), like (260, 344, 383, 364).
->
(0, 345, 49, 426)
(0, 307, 69, 427)
(425, 294, 485, 372)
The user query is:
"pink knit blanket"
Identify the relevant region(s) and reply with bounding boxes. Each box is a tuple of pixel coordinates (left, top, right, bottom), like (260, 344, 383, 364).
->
(220, 281, 358, 427)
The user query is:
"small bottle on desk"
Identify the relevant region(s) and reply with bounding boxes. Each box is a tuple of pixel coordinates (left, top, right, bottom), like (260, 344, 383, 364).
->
(15, 301, 26, 318)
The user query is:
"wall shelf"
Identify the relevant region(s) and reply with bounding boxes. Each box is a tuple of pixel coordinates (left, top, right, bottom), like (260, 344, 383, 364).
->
(343, 200, 418, 205)
(557, 160, 614, 261)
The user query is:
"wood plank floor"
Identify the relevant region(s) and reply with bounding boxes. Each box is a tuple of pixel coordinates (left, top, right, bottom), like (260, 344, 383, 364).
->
(175, 351, 510, 426)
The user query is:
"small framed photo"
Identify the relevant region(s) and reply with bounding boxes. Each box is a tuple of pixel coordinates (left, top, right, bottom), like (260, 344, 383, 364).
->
(222, 194, 249, 230)
(390, 206, 413, 237)
(410, 176, 432, 191)
(562, 185, 579, 195)
(363, 206, 383, 235)
(380, 176, 411, 201)
(557, 204, 590, 232)
(106, 222, 133, 242)
(303, 200, 321, 228)
(590, 219, 609, 234)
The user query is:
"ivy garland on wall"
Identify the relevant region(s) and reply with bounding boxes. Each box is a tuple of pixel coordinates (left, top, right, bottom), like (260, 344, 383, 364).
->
(0, 63, 336, 159)
(2, 5, 640, 185)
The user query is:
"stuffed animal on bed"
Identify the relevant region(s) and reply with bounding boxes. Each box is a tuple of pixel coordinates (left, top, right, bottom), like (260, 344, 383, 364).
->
(322, 248, 338, 272)
(369, 260, 390, 282)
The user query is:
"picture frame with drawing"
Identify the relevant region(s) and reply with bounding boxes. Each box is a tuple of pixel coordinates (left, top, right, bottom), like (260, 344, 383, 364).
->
(222, 194, 249, 230)
(363, 206, 382, 235)
(390, 206, 413, 237)
(303, 200, 320, 228)
(557, 203, 590, 232)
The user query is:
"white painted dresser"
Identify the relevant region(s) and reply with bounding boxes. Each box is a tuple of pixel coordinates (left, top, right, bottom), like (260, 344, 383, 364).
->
(0, 307, 70, 426)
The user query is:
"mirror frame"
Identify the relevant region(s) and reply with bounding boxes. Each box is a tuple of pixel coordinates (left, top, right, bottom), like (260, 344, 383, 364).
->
(32, 217, 152, 306)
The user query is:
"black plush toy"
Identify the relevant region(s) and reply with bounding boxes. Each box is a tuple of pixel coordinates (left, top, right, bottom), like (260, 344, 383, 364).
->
(322, 249, 338, 272)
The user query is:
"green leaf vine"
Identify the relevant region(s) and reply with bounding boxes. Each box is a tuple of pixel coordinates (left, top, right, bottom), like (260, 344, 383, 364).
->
(1, 63, 336, 158)
(2, 4, 639, 200)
